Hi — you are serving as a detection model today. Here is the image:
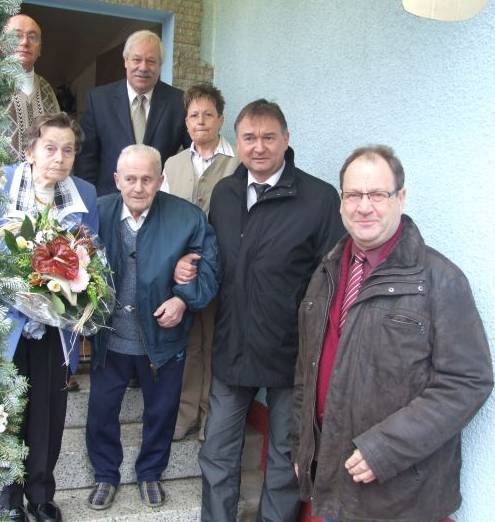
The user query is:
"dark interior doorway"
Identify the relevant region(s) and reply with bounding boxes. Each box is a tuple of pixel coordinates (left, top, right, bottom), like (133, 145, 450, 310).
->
(21, 3, 161, 119)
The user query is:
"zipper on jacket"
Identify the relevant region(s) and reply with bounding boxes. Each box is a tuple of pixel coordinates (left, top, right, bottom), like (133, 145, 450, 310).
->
(133, 241, 158, 382)
(386, 313, 426, 334)
(307, 265, 334, 474)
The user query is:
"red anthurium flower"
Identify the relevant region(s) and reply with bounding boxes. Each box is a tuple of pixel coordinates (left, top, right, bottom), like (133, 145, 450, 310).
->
(32, 236, 79, 280)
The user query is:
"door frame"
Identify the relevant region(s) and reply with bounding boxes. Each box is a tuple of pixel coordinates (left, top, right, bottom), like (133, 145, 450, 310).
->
(24, 0, 175, 83)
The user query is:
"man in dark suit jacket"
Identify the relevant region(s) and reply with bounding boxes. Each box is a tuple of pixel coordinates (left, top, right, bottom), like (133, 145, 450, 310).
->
(75, 30, 190, 196)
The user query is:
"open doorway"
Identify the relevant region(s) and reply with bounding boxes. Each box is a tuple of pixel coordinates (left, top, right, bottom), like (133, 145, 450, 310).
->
(21, 2, 173, 120)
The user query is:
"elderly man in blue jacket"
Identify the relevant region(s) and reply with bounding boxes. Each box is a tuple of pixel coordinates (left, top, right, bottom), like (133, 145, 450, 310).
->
(85, 144, 218, 511)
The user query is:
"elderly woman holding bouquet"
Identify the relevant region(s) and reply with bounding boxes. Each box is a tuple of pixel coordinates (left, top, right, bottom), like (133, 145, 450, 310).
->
(0, 112, 98, 522)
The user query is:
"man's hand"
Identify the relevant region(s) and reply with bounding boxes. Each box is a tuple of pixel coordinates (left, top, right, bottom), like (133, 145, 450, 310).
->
(345, 449, 376, 484)
(153, 297, 186, 328)
(174, 253, 201, 284)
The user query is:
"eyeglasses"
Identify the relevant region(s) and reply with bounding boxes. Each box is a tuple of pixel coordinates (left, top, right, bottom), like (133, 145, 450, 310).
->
(341, 190, 400, 204)
(13, 31, 40, 44)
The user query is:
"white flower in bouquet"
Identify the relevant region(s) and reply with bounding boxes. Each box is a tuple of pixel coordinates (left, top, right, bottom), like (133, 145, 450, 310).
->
(16, 236, 28, 249)
(43, 276, 77, 306)
(47, 280, 61, 293)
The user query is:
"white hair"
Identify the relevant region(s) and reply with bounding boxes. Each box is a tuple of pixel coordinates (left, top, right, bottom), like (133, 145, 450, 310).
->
(116, 144, 162, 177)
(123, 30, 164, 64)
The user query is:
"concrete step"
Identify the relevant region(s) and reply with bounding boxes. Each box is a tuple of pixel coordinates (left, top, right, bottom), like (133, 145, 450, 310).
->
(55, 423, 263, 491)
(65, 374, 143, 429)
(54, 471, 263, 522)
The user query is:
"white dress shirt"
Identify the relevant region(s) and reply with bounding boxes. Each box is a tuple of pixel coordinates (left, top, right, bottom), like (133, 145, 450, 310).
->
(246, 162, 285, 210)
(20, 69, 35, 96)
(120, 203, 150, 232)
(190, 135, 235, 177)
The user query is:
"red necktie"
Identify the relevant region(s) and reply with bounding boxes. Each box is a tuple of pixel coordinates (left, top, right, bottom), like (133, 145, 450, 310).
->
(339, 250, 366, 332)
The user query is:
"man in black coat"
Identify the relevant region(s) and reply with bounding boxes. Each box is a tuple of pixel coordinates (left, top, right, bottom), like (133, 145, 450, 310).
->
(74, 30, 190, 196)
(194, 99, 345, 522)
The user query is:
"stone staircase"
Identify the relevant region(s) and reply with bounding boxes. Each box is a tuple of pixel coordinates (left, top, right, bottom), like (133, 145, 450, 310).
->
(52, 372, 264, 521)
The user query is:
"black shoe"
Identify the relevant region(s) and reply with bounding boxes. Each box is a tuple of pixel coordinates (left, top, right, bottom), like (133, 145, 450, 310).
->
(27, 501, 62, 522)
(0, 506, 28, 521)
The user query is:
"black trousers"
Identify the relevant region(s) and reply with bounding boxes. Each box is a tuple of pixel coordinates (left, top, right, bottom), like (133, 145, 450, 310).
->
(0, 327, 68, 508)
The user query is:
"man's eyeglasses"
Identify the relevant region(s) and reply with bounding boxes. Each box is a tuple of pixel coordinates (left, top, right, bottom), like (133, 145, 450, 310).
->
(13, 31, 40, 44)
(341, 190, 400, 204)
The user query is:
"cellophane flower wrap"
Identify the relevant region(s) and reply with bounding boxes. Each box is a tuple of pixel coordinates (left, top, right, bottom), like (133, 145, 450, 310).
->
(0, 207, 114, 336)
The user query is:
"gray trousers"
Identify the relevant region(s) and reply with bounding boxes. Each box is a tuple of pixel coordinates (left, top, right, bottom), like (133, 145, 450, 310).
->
(199, 377, 300, 522)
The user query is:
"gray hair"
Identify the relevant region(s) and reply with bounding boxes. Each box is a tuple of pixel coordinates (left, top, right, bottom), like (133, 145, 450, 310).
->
(123, 30, 164, 64)
(116, 144, 162, 177)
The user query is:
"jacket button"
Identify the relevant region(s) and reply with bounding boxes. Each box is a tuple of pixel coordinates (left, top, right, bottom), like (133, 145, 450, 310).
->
(418, 285, 424, 291)
(305, 302, 313, 310)
(388, 287, 395, 293)
(312, 361, 316, 367)
(240, 233, 244, 238)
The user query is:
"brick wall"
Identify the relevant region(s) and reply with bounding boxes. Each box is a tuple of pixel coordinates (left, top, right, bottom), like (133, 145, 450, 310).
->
(102, 0, 213, 90)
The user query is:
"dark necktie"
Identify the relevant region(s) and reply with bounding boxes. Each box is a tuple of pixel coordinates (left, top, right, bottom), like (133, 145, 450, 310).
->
(252, 182, 270, 201)
(339, 250, 366, 331)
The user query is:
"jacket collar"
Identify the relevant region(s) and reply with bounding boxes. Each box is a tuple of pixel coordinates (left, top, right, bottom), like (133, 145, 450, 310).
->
(323, 215, 426, 279)
(234, 146, 298, 199)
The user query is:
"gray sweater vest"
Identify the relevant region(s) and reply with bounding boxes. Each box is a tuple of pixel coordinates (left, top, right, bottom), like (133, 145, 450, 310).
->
(107, 220, 145, 356)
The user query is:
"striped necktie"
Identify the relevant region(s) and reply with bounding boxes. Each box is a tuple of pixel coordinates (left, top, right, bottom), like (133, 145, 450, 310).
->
(339, 250, 366, 332)
(131, 94, 146, 144)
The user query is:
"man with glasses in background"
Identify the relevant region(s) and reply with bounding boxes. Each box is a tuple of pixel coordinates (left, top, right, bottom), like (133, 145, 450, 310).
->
(291, 145, 493, 522)
(2, 14, 59, 163)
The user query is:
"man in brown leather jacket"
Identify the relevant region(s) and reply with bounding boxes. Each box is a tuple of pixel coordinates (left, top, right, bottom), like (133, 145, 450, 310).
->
(292, 145, 493, 522)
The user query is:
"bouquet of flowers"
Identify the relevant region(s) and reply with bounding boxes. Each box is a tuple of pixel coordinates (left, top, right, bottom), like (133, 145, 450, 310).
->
(0, 207, 114, 337)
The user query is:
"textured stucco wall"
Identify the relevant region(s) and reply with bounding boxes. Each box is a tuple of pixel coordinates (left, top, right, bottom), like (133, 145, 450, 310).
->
(205, 1, 495, 520)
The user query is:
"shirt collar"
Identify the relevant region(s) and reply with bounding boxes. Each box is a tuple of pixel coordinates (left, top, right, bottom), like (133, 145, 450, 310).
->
(351, 220, 404, 271)
(6, 162, 88, 223)
(126, 81, 154, 105)
(190, 135, 235, 160)
(20, 69, 35, 96)
(247, 161, 285, 189)
(120, 203, 150, 231)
